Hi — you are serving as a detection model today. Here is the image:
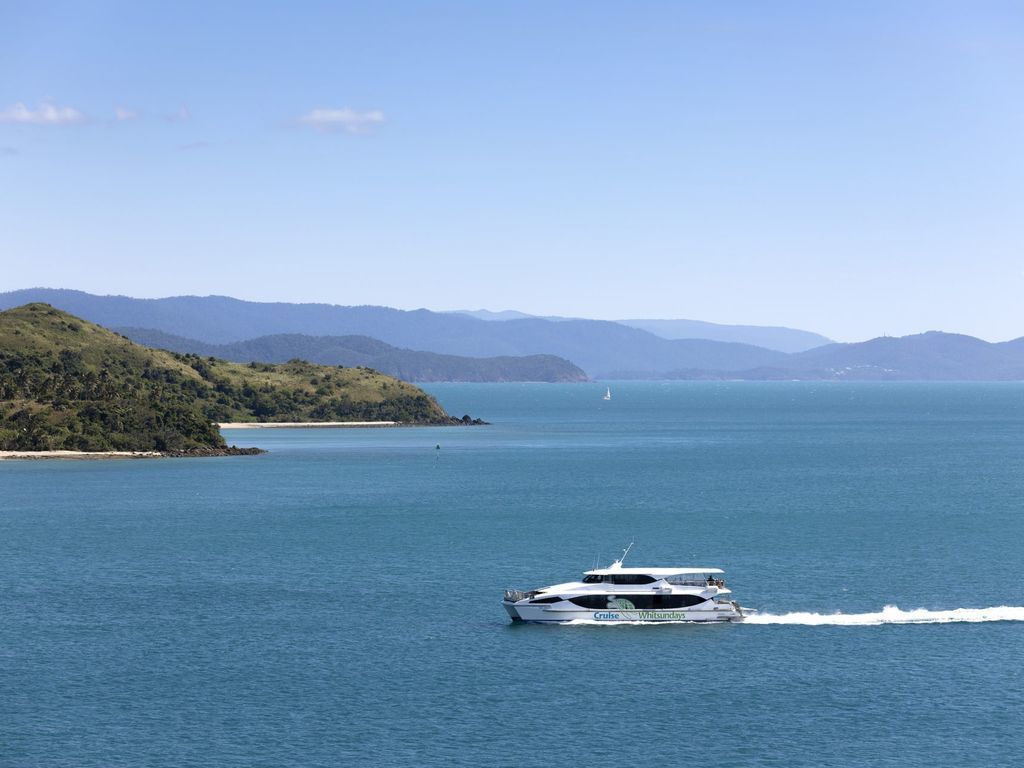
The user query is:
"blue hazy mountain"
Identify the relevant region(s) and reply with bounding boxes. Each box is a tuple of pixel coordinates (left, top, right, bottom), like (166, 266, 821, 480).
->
(0, 290, 786, 378)
(453, 310, 829, 352)
(649, 332, 1024, 381)
(115, 328, 588, 383)
(450, 309, 540, 321)
(775, 332, 1024, 380)
(619, 318, 831, 353)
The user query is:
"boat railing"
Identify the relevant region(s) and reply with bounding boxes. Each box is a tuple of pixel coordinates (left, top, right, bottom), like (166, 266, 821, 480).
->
(666, 578, 726, 588)
(503, 589, 538, 602)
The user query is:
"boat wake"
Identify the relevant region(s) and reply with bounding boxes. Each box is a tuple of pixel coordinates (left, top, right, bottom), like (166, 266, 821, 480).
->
(744, 605, 1024, 626)
(562, 605, 1024, 627)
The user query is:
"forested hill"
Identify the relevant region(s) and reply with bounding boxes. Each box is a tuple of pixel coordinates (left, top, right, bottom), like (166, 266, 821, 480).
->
(0, 304, 465, 452)
(115, 328, 588, 383)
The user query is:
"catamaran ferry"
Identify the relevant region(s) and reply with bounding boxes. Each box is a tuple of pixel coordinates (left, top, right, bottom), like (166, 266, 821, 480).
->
(502, 547, 747, 623)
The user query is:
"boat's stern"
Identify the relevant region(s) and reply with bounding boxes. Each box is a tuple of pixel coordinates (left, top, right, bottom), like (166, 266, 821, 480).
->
(718, 599, 750, 622)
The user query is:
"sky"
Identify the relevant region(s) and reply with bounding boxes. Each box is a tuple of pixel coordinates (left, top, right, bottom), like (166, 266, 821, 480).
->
(2, 1, 1023, 342)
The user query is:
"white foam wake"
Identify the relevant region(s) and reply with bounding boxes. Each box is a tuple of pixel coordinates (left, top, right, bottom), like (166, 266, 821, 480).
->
(559, 605, 1024, 627)
(744, 605, 1024, 626)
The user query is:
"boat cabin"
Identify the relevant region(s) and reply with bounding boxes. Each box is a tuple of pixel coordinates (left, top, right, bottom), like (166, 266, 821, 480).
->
(581, 567, 726, 588)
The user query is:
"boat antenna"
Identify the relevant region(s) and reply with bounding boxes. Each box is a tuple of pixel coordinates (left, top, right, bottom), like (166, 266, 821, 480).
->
(619, 541, 633, 565)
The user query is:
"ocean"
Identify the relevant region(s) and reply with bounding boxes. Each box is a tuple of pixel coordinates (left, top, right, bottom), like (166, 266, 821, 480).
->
(2, 382, 1023, 767)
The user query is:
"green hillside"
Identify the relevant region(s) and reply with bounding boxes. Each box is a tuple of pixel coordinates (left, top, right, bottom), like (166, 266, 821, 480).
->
(0, 303, 461, 452)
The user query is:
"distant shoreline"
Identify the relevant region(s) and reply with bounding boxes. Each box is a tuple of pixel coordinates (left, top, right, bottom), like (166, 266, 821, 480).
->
(218, 421, 397, 429)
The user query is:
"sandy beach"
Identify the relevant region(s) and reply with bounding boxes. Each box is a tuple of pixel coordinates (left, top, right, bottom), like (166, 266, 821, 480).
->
(218, 421, 397, 429)
(0, 450, 164, 461)
(0, 446, 264, 460)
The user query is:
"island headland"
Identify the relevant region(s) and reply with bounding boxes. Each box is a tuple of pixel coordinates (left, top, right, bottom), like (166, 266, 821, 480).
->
(0, 303, 482, 458)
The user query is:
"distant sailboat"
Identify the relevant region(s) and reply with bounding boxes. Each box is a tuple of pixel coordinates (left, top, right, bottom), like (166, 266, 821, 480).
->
(603, 387, 612, 401)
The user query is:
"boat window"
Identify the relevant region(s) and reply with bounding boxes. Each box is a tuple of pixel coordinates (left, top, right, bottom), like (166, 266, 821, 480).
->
(583, 574, 658, 585)
(663, 595, 708, 608)
(570, 595, 620, 609)
(569, 594, 708, 610)
(607, 574, 656, 585)
(530, 596, 563, 604)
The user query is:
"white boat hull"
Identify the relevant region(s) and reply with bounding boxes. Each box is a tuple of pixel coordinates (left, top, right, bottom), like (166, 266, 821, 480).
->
(504, 601, 744, 623)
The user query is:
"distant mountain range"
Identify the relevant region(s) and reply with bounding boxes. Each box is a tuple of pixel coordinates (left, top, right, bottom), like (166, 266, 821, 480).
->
(4, 289, 1024, 381)
(708, 332, 1024, 381)
(452, 309, 829, 352)
(618, 318, 831, 354)
(0, 290, 788, 378)
(451, 309, 541, 322)
(115, 328, 587, 383)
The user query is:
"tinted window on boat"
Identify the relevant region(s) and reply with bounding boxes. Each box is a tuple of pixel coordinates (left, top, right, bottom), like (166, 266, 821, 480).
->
(568, 594, 708, 610)
(607, 574, 657, 585)
(582, 574, 657, 585)
(529, 596, 563, 604)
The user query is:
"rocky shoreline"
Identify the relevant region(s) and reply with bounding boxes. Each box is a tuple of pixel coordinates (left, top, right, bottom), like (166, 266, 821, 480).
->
(162, 446, 266, 457)
(451, 415, 489, 425)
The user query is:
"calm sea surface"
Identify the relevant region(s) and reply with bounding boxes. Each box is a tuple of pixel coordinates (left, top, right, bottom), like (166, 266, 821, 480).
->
(2, 382, 1023, 767)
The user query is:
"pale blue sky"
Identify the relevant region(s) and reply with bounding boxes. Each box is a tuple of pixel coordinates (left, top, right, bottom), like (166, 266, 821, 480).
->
(2, 1, 1022, 341)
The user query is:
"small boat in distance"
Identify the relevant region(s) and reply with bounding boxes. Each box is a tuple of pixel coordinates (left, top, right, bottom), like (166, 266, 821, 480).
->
(602, 387, 612, 400)
(502, 546, 747, 623)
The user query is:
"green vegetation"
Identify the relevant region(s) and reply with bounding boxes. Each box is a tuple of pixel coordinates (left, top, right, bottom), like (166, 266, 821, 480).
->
(0, 304, 458, 452)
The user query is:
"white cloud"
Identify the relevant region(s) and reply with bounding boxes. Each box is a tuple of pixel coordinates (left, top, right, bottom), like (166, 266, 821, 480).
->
(0, 101, 87, 125)
(298, 107, 385, 134)
(114, 106, 139, 122)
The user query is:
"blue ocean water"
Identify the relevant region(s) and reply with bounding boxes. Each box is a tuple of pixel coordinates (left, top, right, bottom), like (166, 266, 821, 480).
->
(2, 382, 1023, 767)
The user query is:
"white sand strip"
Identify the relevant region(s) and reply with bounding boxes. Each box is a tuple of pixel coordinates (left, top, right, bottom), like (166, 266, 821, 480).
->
(0, 450, 163, 461)
(218, 421, 397, 429)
